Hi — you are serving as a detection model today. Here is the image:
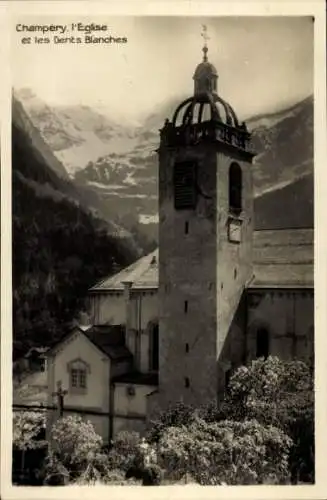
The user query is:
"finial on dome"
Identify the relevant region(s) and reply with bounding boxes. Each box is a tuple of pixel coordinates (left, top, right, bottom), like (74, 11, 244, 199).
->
(193, 25, 218, 96)
(201, 25, 210, 61)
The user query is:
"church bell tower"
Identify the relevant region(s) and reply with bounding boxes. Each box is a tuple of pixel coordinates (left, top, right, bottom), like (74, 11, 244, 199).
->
(155, 30, 256, 412)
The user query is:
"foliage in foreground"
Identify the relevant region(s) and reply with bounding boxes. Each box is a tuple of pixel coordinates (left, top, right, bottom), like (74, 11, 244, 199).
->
(156, 418, 292, 485)
(204, 357, 314, 483)
(13, 411, 47, 451)
(14, 357, 314, 485)
(148, 357, 314, 484)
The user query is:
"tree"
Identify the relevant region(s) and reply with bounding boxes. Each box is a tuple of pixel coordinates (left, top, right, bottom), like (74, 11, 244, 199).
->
(13, 410, 47, 451)
(156, 417, 292, 485)
(143, 357, 314, 484)
(202, 356, 314, 483)
(147, 402, 195, 444)
(50, 415, 103, 481)
(13, 410, 47, 483)
(108, 430, 142, 472)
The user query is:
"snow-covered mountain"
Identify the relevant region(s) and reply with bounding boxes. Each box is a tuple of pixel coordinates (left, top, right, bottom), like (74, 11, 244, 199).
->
(15, 88, 139, 176)
(249, 96, 313, 196)
(16, 88, 313, 239)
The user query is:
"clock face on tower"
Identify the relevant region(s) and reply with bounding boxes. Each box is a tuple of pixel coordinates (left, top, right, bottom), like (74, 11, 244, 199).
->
(228, 218, 242, 243)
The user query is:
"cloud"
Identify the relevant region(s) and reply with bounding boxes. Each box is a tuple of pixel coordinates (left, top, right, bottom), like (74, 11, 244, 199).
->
(12, 16, 313, 122)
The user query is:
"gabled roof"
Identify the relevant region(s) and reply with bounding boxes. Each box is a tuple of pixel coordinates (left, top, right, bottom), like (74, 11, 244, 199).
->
(84, 325, 132, 361)
(90, 229, 313, 292)
(47, 325, 132, 362)
(90, 249, 158, 291)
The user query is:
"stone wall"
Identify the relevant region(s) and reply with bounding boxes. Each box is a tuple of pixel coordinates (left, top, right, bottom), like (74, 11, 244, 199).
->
(156, 140, 254, 411)
(247, 289, 314, 363)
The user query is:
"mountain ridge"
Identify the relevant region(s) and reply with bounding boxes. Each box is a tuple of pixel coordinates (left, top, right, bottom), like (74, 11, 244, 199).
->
(15, 90, 314, 240)
(12, 96, 157, 358)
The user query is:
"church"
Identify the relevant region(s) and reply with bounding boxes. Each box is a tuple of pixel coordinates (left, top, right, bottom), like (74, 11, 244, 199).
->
(46, 41, 314, 443)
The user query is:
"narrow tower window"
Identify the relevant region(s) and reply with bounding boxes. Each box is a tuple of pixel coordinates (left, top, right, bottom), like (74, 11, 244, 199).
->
(185, 343, 189, 353)
(173, 161, 198, 210)
(256, 328, 269, 359)
(229, 162, 242, 214)
(149, 323, 159, 371)
(184, 300, 188, 313)
(185, 221, 189, 234)
(184, 377, 190, 388)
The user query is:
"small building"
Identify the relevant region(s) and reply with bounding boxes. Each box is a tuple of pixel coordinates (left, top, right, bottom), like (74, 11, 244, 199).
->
(46, 254, 159, 444)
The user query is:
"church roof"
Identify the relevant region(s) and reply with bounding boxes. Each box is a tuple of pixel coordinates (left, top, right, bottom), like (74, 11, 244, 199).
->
(90, 250, 158, 291)
(90, 229, 313, 292)
(250, 228, 313, 289)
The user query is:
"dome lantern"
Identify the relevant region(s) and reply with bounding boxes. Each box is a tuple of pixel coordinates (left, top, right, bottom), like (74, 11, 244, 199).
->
(159, 25, 255, 158)
(193, 25, 218, 97)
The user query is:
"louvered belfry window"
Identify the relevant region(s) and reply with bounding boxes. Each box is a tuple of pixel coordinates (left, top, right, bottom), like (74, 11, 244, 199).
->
(173, 161, 198, 210)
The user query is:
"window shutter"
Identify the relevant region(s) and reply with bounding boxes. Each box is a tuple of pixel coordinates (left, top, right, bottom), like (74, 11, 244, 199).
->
(174, 161, 198, 210)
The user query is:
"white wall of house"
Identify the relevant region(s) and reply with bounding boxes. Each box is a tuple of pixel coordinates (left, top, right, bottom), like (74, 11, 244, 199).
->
(47, 329, 111, 442)
(128, 292, 158, 330)
(90, 290, 158, 329)
(90, 290, 159, 374)
(112, 383, 155, 436)
(113, 416, 147, 437)
(90, 292, 125, 325)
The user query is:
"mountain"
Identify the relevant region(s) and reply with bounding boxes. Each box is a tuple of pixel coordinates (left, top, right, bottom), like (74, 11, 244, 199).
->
(254, 172, 313, 230)
(74, 95, 313, 237)
(15, 88, 139, 177)
(12, 92, 69, 181)
(248, 96, 313, 196)
(17, 89, 313, 239)
(12, 95, 147, 359)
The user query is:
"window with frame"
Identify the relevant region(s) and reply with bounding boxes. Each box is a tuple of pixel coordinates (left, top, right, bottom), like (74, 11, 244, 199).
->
(71, 368, 87, 389)
(67, 359, 90, 393)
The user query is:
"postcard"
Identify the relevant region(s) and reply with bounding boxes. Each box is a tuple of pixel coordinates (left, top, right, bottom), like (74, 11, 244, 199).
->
(1, 1, 326, 499)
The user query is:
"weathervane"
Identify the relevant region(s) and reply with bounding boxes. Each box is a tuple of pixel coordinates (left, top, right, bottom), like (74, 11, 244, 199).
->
(201, 24, 210, 61)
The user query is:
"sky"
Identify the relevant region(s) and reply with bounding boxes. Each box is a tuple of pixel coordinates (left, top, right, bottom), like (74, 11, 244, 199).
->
(12, 16, 313, 124)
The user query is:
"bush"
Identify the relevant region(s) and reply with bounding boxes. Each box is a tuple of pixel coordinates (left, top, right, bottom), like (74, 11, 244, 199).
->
(218, 357, 314, 483)
(50, 415, 104, 481)
(108, 431, 142, 472)
(142, 464, 162, 486)
(157, 417, 292, 485)
(13, 411, 47, 451)
(147, 402, 195, 444)
(144, 358, 314, 484)
(41, 451, 70, 485)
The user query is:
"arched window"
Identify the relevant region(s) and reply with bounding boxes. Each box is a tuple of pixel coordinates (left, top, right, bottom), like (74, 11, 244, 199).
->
(149, 323, 159, 372)
(229, 162, 242, 214)
(256, 328, 269, 359)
